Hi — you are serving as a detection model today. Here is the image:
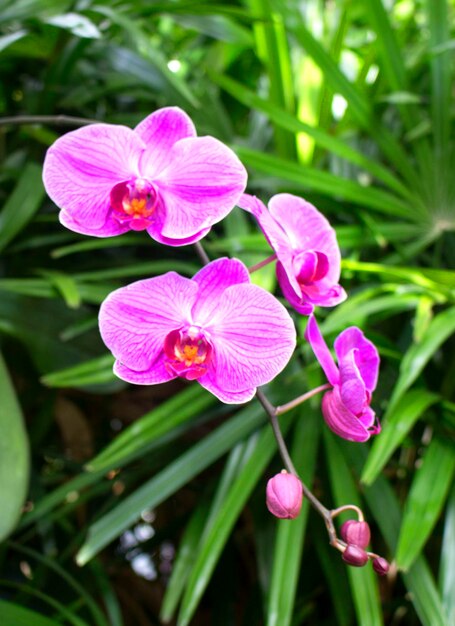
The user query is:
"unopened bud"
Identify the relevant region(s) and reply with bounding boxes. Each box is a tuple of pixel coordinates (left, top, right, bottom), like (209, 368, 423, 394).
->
(340, 520, 371, 548)
(372, 556, 390, 576)
(342, 544, 369, 567)
(266, 471, 302, 519)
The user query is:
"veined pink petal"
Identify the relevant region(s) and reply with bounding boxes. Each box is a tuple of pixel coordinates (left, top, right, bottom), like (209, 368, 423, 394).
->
(238, 194, 301, 298)
(205, 283, 296, 392)
(114, 357, 175, 384)
(191, 258, 250, 323)
(338, 349, 368, 415)
(99, 272, 197, 372)
(146, 224, 211, 247)
(155, 136, 247, 239)
(59, 209, 130, 237)
(43, 124, 144, 229)
(268, 194, 341, 284)
(334, 327, 379, 392)
(136, 107, 196, 177)
(198, 376, 256, 404)
(304, 315, 339, 386)
(322, 387, 371, 442)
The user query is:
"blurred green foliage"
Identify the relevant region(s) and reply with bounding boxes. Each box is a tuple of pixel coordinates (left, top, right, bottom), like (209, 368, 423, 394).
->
(0, 0, 454, 624)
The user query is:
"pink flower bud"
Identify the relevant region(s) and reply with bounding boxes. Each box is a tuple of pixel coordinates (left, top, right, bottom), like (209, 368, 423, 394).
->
(342, 544, 369, 567)
(266, 471, 302, 519)
(340, 520, 371, 548)
(372, 557, 390, 576)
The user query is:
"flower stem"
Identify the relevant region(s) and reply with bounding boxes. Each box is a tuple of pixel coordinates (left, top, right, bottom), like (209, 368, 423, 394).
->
(248, 253, 277, 273)
(0, 115, 97, 128)
(193, 241, 211, 265)
(192, 239, 358, 554)
(275, 383, 331, 415)
(255, 388, 339, 548)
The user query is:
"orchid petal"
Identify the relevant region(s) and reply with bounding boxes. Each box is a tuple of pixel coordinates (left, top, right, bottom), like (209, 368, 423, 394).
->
(268, 194, 342, 283)
(198, 375, 256, 404)
(136, 107, 196, 177)
(114, 357, 175, 385)
(334, 327, 380, 392)
(238, 194, 301, 298)
(338, 349, 368, 415)
(191, 258, 250, 323)
(155, 136, 247, 238)
(322, 387, 371, 442)
(59, 209, 130, 237)
(205, 283, 296, 392)
(304, 315, 339, 385)
(99, 273, 197, 372)
(147, 224, 211, 247)
(43, 124, 144, 229)
(358, 406, 377, 430)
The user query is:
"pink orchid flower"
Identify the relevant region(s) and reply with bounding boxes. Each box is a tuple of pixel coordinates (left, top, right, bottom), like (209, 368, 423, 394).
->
(99, 258, 296, 404)
(43, 107, 247, 246)
(238, 193, 346, 314)
(305, 315, 380, 442)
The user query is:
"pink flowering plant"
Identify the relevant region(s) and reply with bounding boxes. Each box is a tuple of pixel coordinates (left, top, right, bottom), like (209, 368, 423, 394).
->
(43, 106, 389, 575)
(43, 107, 247, 245)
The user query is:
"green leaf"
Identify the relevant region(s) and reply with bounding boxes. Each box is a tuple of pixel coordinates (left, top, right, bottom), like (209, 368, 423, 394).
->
(37, 270, 81, 309)
(0, 163, 45, 252)
(0, 600, 66, 626)
(236, 147, 413, 218)
(87, 385, 216, 472)
(8, 541, 109, 626)
(160, 501, 211, 622)
(246, 0, 296, 159)
(427, 0, 452, 163)
(267, 410, 320, 626)
(361, 389, 440, 485)
(346, 444, 449, 626)
(0, 580, 90, 626)
(76, 402, 268, 566)
(177, 411, 294, 626)
(396, 437, 455, 571)
(44, 13, 102, 39)
(41, 354, 117, 388)
(324, 432, 383, 626)
(214, 73, 412, 199)
(439, 483, 455, 624)
(0, 351, 29, 541)
(161, 438, 253, 622)
(388, 306, 455, 413)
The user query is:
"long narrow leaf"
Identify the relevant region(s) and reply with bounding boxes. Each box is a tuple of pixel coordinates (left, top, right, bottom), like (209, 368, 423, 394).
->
(236, 147, 413, 218)
(76, 403, 268, 565)
(388, 306, 455, 413)
(0, 163, 45, 252)
(396, 437, 455, 571)
(439, 483, 455, 624)
(0, 352, 29, 541)
(361, 389, 440, 485)
(267, 409, 320, 626)
(346, 444, 450, 626)
(214, 73, 412, 199)
(176, 412, 293, 626)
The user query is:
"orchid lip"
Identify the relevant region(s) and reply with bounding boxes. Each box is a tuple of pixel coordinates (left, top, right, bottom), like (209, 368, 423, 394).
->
(163, 326, 213, 380)
(110, 178, 159, 231)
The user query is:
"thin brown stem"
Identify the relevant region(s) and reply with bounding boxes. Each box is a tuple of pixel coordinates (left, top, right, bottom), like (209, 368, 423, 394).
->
(0, 115, 97, 128)
(275, 383, 331, 415)
(255, 388, 338, 546)
(248, 253, 277, 273)
(193, 241, 210, 265)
